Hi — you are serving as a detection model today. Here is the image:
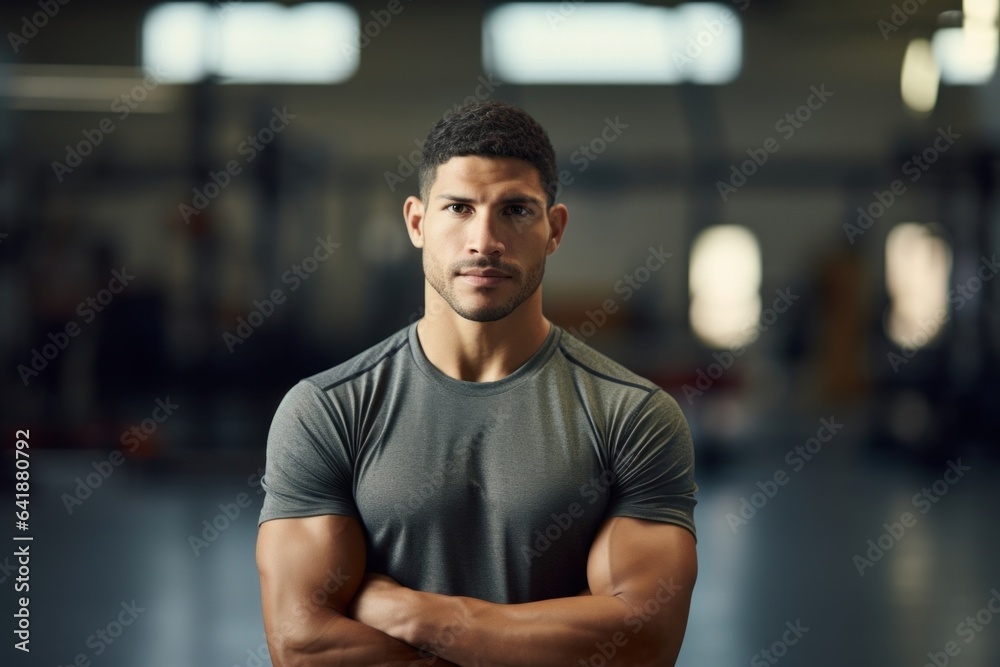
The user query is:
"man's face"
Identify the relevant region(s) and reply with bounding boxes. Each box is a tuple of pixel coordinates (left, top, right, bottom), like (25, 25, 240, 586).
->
(405, 155, 567, 323)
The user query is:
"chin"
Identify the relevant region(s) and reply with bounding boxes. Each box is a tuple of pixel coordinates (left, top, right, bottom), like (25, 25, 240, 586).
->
(448, 296, 523, 323)
(454, 305, 515, 323)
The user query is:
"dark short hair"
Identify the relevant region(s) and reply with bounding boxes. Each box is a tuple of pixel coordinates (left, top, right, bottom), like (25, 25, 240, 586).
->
(418, 100, 558, 207)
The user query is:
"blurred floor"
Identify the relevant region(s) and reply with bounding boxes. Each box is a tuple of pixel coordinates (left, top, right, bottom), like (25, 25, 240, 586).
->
(5, 442, 999, 667)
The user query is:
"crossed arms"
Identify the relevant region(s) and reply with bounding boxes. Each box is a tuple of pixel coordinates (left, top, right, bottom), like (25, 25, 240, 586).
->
(256, 512, 697, 667)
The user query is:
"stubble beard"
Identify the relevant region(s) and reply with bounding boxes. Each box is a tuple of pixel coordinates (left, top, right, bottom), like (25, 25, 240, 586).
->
(424, 252, 546, 323)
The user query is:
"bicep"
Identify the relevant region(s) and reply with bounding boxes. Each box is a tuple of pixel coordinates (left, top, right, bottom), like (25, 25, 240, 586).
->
(256, 514, 367, 651)
(586, 516, 697, 663)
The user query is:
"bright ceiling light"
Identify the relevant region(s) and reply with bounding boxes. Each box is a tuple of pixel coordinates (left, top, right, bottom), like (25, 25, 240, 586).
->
(483, 2, 742, 84)
(885, 223, 952, 349)
(963, 0, 999, 25)
(901, 39, 940, 114)
(689, 225, 762, 349)
(932, 23, 998, 84)
(143, 2, 360, 84)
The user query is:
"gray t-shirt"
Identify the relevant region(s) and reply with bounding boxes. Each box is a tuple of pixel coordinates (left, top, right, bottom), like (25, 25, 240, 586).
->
(259, 321, 696, 604)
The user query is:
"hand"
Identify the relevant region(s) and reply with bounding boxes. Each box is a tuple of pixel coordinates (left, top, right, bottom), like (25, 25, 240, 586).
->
(346, 572, 406, 629)
(347, 574, 464, 665)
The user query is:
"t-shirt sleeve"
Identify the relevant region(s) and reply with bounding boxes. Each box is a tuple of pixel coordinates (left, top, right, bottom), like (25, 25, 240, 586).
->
(605, 388, 697, 539)
(258, 380, 360, 525)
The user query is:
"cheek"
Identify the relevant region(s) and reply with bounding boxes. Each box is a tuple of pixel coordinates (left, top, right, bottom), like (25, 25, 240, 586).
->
(422, 240, 452, 272)
(429, 231, 466, 256)
(525, 235, 552, 259)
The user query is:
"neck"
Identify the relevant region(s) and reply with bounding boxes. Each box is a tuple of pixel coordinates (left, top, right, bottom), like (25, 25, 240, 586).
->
(416, 285, 552, 383)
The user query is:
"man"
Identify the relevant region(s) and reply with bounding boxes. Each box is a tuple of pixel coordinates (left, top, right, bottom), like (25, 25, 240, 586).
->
(256, 100, 698, 666)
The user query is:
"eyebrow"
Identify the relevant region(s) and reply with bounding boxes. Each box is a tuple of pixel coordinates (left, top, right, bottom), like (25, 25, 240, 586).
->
(436, 193, 546, 209)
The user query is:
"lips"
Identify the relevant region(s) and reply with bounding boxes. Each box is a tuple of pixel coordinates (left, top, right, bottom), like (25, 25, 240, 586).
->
(458, 268, 510, 286)
(460, 269, 509, 278)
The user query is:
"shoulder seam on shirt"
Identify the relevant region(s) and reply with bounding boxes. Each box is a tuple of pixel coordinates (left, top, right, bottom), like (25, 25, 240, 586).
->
(557, 342, 656, 392)
(621, 386, 662, 439)
(316, 337, 409, 392)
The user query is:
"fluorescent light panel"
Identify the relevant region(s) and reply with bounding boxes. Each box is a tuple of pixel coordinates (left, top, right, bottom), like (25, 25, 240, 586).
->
(142, 2, 360, 84)
(483, 2, 742, 84)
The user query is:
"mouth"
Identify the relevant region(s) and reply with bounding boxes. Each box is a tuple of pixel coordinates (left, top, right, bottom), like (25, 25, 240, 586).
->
(458, 269, 511, 286)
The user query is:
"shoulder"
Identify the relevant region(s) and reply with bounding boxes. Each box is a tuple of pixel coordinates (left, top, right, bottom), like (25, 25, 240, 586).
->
(555, 328, 662, 395)
(302, 323, 412, 393)
(553, 328, 687, 426)
(271, 323, 412, 422)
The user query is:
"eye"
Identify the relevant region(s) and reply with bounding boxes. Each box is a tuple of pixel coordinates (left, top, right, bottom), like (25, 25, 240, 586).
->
(506, 205, 531, 217)
(446, 203, 471, 215)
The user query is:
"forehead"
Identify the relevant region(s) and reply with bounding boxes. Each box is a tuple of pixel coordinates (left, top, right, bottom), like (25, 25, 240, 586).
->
(429, 155, 545, 198)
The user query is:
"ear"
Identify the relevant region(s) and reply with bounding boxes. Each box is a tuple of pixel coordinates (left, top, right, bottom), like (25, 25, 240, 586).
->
(545, 203, 569, 256)
(403, 196, 425, 248)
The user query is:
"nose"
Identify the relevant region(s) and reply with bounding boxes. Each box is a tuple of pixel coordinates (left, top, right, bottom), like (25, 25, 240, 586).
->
(466, 208, 506, 257)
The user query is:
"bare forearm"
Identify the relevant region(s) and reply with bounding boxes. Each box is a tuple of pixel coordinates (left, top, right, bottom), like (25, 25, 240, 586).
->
(347, 519, 697, 667)
(268, 609, 460, 667)
(388, 590, 665, 667)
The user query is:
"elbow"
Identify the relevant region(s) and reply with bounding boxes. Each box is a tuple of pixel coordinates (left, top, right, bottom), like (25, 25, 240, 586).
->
(268, 650, 307, 667)
(264, 629, 310, 667)
(263, 616, 341, 667)
(267, 638, 328, 667)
